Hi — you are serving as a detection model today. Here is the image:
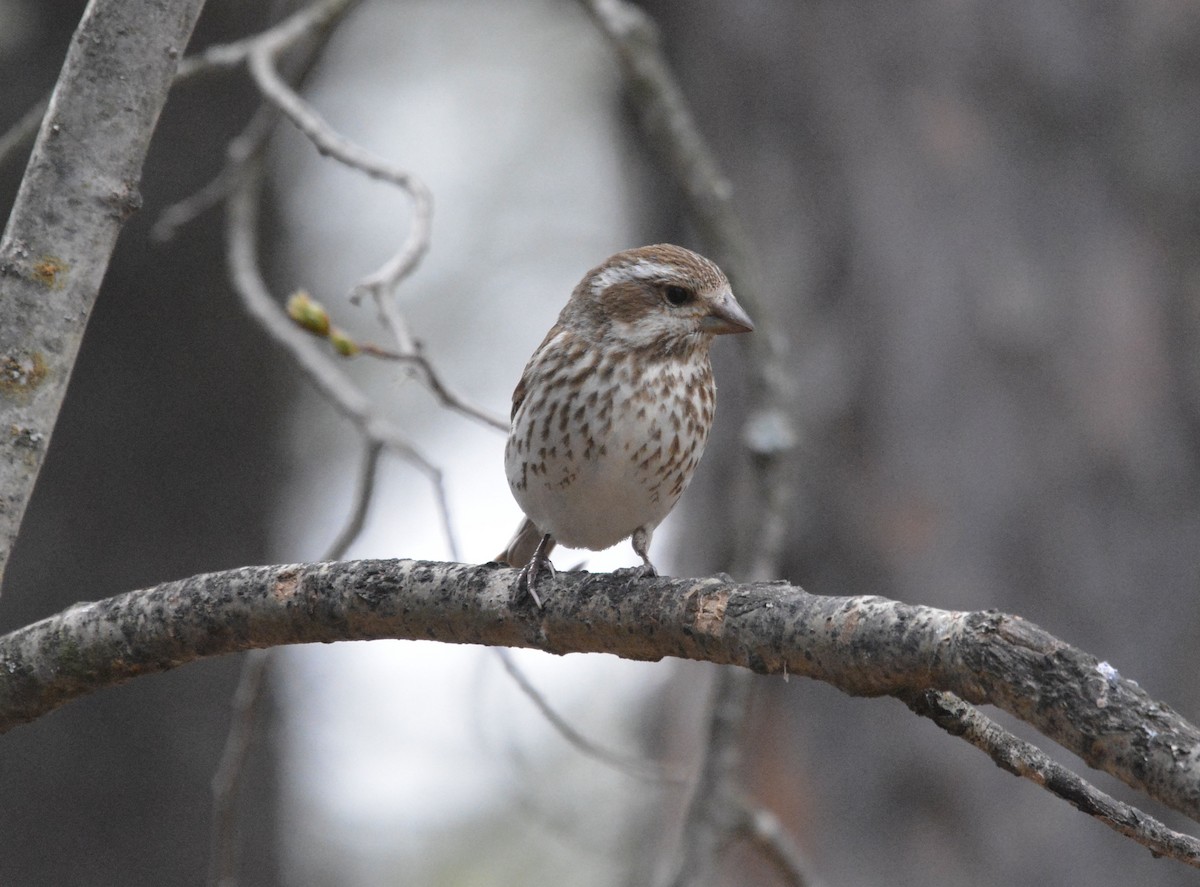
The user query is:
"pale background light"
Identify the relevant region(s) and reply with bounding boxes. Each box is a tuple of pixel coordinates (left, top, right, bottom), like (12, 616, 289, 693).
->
(269, 2, 701, 882)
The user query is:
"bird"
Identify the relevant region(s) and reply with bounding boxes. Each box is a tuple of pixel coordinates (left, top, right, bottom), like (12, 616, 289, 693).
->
(496, 244, 754, 605)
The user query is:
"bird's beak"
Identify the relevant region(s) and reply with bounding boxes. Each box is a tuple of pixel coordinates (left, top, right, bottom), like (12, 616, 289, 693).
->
(702, 290, 754, 335)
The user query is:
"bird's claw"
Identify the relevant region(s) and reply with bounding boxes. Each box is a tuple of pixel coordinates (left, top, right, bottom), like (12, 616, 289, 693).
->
(612, 562, 658, 581)
(517, 554, 555, 608)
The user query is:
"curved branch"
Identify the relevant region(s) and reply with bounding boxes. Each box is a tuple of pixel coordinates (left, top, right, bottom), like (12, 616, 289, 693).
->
(729, 802, 823, 887)
(240, 6, 506, 434)
(243, 8, 432, 313)
(494, 647, 684, 783)
(1, 560, 1197, 831)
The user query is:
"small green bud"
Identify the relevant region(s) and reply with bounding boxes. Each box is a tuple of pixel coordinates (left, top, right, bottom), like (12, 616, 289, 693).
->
(329, 327, 360, 357)
(287, 290, 331, 336)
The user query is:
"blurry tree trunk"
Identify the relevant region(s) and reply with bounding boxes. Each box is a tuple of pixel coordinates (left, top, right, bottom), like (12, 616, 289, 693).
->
(645, 3, 1200, 886)
(0, 2, 291, 883)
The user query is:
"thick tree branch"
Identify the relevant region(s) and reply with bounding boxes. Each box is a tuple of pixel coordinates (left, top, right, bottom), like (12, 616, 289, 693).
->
(0, 0, 207, 592)
(1, 560, 1198, 836)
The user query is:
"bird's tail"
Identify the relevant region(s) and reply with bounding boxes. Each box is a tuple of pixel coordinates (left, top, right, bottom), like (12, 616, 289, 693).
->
(496, 516, 554, 566)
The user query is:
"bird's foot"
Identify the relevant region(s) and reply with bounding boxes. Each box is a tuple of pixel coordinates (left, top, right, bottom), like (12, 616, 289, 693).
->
(511, 535, 556, 609)
(518, 557, 554, 608)
(612, 561, 658, 581)
(620, 527, 659, 581)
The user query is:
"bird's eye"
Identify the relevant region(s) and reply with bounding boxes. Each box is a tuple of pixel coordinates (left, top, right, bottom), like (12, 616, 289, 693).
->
(663, 284, 694, 306)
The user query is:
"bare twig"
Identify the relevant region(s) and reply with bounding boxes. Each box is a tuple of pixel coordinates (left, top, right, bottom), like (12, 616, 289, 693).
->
(0, 98, 48, 173)
(151, 104, 278, 243)
(287, 301, 508, 431)
(303, 337, 506, 432)
(729, 803, 821, 887)
(494, 648, 686, 783)
(228, 162, 424, 463)
(236, 2, 508, 437)
(366, 347, 508, 433)
(207, 649, 271, 887)
(179, 0, 362, 80)
(327, 439, 386, 560)
(576, 0, 740, 266)
(905, 689, 1200, 867)
(244, 15, 432, 311)
(427, 462, 461, 564)
(152, 0, 361, 242)
(227, 154, 463, 562)
(0, 0, 360, 192)
(667, 667, 755, 887)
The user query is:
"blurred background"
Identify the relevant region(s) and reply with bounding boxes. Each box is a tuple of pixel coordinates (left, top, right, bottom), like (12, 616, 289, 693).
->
(2, 0, 1200, 885)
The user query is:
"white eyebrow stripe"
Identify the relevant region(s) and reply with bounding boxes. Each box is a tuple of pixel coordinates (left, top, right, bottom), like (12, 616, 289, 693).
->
(590, 260, 677, 297)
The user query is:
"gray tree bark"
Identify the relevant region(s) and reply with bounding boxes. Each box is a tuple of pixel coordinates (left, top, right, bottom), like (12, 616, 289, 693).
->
(2, 556, 1199, 860)
(1, 3, 290, 883)
(0, 0, 206, 591)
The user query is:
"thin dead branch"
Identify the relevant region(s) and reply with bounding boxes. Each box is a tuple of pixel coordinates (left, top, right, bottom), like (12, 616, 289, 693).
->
(729, 803, 821, 887)
(494, 648, 687, 784)
(905, 688, 1200, 867)
(208, 649, 272, 887)
(667, 667, 756, 887)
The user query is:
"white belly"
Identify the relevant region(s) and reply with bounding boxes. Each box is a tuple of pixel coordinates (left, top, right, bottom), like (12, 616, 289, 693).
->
(505, 354, 714, 551)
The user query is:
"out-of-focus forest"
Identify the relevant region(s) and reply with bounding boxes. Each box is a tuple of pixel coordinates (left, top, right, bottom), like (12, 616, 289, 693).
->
(2, 1, 1199, 886)
(659, 3, 1200, 885)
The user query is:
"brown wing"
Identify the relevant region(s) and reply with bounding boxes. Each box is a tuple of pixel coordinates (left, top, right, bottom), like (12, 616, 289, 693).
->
(510, 372, 528, 422)
(510, 323, 564, 421)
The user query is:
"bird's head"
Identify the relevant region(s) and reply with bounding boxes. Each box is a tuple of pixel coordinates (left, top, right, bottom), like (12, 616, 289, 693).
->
(563, 244, 753, 355)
